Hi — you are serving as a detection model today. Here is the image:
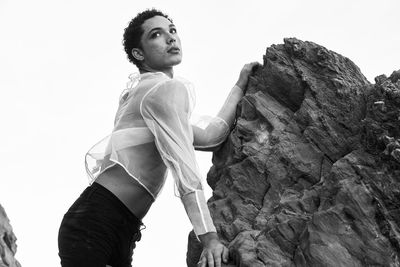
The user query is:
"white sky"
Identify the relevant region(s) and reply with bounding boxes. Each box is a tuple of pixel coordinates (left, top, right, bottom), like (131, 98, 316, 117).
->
(0, 0, 399, 266)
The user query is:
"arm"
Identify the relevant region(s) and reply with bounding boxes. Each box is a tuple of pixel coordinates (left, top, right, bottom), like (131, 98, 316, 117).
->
(192, 85, 242, 151)
(195, 62, 261, 267)
(140, 79, 216, 235)
(193, 62, 260, 152)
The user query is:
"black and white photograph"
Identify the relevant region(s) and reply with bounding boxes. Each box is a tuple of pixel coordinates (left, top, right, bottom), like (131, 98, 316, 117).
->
(1, 0, 399, 266)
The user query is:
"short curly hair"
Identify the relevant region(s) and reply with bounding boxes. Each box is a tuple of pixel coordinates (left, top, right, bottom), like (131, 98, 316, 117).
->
(123, 9, 173, 67)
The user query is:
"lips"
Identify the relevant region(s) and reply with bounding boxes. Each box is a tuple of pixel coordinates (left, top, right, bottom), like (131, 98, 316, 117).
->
(167, 47, 180, 53)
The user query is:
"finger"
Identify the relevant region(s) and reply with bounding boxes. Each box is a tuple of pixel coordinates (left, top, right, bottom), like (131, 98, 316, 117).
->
(214, 251, 222, 267)
(198, 256, 206, 267)
(222, 246, 229, 263)
(207, 251, 215, 267)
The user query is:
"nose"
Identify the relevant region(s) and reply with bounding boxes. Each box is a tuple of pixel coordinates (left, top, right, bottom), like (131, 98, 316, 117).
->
(167, 34, 176, 44)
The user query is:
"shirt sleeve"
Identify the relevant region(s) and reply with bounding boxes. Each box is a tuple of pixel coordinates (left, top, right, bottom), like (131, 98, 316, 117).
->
(191, 115, 230, 150)
(140, 79, 216, 236)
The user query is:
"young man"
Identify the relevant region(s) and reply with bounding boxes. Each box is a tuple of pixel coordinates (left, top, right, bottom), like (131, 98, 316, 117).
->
(58, 8, 258, 267)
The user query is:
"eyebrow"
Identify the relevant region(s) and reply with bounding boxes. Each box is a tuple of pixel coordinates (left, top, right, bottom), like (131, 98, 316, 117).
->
(147, 24, 176, 37)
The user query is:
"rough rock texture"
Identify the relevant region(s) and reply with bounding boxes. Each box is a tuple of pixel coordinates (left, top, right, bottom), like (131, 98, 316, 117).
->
(187, 38, 400, 266)
(0, 204, 21, 267)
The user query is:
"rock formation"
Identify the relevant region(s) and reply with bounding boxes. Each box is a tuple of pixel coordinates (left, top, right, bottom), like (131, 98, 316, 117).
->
(187, 38, 400, 267)
(0, 204, 21, 267)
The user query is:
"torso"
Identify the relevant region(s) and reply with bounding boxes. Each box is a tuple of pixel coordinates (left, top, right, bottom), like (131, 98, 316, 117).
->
(95, 164, 155, 220)
(89, 72, 171, 220)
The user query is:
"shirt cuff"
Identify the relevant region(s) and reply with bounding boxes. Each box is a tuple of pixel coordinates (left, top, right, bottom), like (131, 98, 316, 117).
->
(181, 190, 216, 237)
(233, 84, 244, 94)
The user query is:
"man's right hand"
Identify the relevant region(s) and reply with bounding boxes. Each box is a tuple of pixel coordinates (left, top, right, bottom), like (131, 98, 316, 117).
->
(197, 232, 229, 267)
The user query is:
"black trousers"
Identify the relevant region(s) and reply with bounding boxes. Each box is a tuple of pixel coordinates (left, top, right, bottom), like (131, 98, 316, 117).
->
(58, 182, 143, 267)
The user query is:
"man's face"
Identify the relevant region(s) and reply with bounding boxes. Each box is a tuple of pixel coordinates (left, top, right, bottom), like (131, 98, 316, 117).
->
(136, 15, 182, 71)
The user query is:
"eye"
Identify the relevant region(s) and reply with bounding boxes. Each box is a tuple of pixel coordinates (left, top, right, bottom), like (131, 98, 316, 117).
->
(150, 31, 161, 38)
(170, 28, 177, 34)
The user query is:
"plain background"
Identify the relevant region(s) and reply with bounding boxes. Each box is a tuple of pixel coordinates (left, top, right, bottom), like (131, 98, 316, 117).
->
(1, 0, 399, 266)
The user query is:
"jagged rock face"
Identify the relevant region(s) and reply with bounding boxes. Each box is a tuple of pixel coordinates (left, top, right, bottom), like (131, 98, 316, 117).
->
(0, 205, 21, 267)
(187, 38, 400, 267)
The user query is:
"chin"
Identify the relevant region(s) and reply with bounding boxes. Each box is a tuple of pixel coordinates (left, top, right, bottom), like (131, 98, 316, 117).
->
(173, 60, 182, 66)
(170, 57, 183, 66)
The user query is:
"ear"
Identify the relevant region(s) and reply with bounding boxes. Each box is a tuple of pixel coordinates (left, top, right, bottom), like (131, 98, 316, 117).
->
(132, 48, 144, 61)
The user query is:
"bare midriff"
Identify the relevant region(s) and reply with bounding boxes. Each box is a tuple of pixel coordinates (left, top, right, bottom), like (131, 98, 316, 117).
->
(95, 164, 154, 220)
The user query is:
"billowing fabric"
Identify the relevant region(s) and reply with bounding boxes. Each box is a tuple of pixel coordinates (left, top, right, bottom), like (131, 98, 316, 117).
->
(85, 72, 231, 236)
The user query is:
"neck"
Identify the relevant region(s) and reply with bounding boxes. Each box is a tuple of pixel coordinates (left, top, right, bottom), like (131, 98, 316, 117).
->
(139, 65, 174, 78)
